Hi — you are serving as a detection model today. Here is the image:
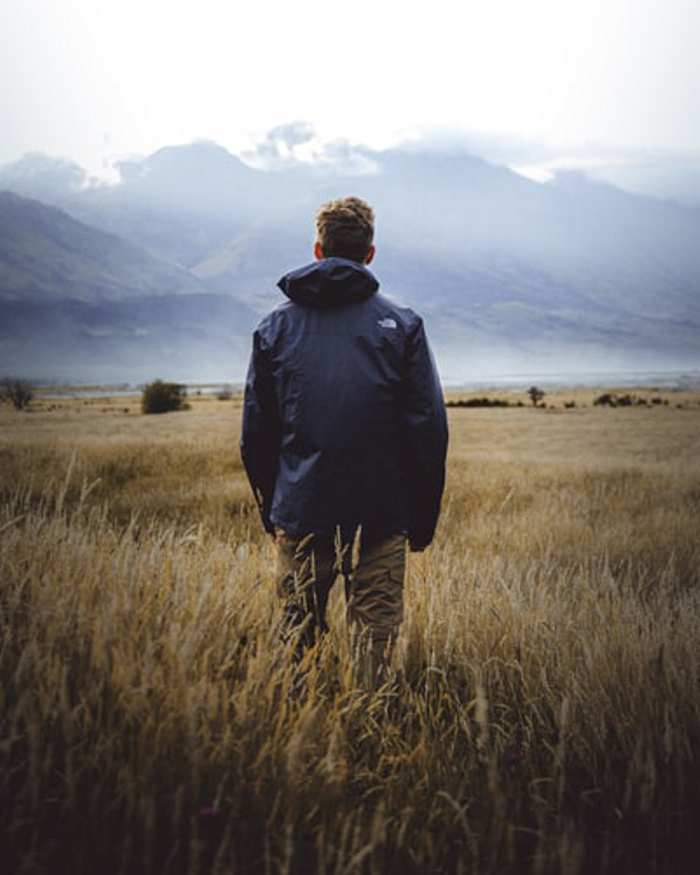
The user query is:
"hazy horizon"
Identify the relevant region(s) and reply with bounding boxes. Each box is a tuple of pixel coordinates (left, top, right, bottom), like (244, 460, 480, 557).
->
(4, 127, 700, 210)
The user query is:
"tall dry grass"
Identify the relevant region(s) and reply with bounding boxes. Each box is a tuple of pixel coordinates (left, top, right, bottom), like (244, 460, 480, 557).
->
(1, 398, 700, 874)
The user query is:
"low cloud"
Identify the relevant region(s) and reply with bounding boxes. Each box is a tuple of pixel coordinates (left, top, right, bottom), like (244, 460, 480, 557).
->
(0, 152, 88, 197)
(242, 120, 315, 167)
(241, 121, 379, 176)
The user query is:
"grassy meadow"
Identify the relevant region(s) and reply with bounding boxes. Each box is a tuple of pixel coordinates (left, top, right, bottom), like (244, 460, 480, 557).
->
(1, 388, 700, 874)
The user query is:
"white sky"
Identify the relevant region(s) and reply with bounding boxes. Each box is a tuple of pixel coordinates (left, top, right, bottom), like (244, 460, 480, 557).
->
(2, 0, 699, 172)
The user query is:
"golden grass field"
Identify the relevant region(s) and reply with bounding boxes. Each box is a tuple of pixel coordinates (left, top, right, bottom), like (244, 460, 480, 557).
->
(1, 388, 699, 874)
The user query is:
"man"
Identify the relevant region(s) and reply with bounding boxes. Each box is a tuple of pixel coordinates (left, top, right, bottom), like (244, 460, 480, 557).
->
(240, 196, 448, 682)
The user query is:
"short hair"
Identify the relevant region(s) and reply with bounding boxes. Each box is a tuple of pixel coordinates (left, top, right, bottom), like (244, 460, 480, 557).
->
(315, 196, 374, 262)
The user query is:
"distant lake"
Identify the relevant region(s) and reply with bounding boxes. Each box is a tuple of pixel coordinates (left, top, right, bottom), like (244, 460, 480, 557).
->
(38, 383, 242, 399)
(443, 369, 700, 391)
(36, 369, 700, 398)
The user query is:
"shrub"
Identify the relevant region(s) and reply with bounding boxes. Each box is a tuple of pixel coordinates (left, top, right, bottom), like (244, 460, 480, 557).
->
(216, 385, 233, 401)
(594, 393, 617, 407)
(446, 397, 511, 408)
(0, 377, 35, 410)
(141, 380, 188, 414)
(594, 393, 671, 408)
(527, 386, 545, 407)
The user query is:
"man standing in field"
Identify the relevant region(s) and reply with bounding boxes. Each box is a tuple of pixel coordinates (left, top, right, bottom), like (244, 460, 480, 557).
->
(240, 196, 448, 683)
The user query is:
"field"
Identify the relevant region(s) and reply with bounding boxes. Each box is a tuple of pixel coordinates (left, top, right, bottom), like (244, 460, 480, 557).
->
(1, 389, 700, 874)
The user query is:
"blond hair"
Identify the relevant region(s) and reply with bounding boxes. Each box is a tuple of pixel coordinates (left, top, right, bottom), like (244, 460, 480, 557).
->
(315, 196, 374, 263)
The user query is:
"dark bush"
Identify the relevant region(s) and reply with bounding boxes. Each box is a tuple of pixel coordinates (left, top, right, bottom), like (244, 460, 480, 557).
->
(1, 377, 35, 410)
(594, 393, 617, 407)
(594, 392, 671, 408)
(446, 397, 511, 408)
(217, 385, 234, 401)
(141, 380, 188, 414)
(564, 401, 576, 409)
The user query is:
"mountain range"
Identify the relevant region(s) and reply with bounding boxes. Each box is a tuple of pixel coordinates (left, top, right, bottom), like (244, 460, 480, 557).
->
(1, 140, 699, 383)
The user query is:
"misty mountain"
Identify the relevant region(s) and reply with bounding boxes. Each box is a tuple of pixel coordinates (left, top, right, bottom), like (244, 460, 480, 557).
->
(0, 152, 88, 203)
(1, 140, 699, 381)
(2, 144, 303, 269)
(0, 190, 257, 381)
(0, 191, 207, 302)
(555, 159, 700, 209)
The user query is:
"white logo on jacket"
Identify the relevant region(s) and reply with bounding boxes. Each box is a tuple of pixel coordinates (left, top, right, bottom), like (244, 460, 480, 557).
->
(378, 318, 397, 329)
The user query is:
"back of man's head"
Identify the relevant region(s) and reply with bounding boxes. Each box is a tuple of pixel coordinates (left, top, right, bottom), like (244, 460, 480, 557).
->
(315, 196, 375, 264)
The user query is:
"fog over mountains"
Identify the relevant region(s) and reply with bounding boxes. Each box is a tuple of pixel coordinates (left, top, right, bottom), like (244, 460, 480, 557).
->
(1, 139, 699, 384)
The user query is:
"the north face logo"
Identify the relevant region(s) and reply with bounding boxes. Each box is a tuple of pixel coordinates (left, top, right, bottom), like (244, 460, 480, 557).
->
(378, 318, 397, 329)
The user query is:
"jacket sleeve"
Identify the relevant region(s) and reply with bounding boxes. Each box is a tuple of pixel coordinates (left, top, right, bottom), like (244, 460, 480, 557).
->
(240, 329, 281, 534)
(399, 317, 448, 551)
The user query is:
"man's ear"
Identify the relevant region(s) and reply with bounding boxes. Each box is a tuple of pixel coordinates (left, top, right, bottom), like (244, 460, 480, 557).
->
(314, 241, 325, 260)
(364, 244, 376, 265)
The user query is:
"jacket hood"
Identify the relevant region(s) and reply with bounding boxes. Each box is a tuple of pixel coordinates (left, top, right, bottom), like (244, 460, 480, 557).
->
(278, 257, 379, 308)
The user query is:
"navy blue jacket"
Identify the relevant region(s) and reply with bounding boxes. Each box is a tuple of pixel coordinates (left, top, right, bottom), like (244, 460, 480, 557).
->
(240, 257, 448, 550)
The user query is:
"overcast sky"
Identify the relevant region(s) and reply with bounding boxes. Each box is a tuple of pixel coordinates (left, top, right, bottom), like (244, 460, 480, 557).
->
(2, 0, 699, 174)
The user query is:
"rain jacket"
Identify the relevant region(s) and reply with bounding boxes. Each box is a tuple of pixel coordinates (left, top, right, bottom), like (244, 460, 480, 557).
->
(240, 257, 448, 550)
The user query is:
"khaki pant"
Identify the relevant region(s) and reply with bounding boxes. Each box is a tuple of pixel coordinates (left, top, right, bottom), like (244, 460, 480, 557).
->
(275, 527, 406, 684)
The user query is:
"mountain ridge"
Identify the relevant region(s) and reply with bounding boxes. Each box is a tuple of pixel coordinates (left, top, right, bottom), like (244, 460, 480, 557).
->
(0, 190, 208, 302)
(1, 142, 699, 381)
